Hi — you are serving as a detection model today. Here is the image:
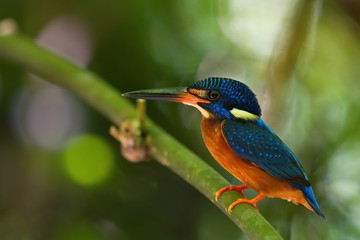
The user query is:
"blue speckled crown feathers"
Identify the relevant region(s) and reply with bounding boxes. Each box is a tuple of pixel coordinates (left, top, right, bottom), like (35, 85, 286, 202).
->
(188, 77, 261, 118)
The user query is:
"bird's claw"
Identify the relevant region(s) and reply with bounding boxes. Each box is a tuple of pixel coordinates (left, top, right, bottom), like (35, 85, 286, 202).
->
(215, 185, 249, 201)
(227, 194, 266, 214)
(228, 199, 259, 213)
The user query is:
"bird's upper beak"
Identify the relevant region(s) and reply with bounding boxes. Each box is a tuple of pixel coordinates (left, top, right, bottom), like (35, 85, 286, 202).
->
(122, 87, 210, 105)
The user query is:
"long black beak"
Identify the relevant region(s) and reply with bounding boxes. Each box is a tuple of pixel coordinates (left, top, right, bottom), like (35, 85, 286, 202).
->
(122, 87, 209, 104)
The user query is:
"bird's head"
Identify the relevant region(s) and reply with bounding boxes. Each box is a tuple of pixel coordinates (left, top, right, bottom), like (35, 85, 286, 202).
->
(123, 77, 261, 121)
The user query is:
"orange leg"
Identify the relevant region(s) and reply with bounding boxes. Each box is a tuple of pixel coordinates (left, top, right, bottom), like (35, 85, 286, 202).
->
(228, 193, 266, 213)
(215, 185, 250, 201)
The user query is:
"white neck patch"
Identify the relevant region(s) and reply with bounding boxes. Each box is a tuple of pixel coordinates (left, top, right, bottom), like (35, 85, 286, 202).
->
(230, 108, 259, 120)
(183, 102, 210, 118)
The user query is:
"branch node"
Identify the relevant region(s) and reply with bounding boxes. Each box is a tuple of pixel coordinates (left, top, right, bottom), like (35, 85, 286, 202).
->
(110, 99, 151, 162)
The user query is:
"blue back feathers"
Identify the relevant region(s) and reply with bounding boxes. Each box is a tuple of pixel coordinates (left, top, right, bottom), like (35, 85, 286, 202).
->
(222, 118, 325, 218)
(188, 77, 261, 119)
(222, 118, 310, 186)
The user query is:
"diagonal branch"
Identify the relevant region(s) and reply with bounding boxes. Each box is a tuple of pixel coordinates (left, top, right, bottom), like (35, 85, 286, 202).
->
(0, 30, 283, 240)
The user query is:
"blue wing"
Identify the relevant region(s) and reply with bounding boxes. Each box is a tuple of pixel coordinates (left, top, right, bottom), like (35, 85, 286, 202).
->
(221, 118, 310, 186)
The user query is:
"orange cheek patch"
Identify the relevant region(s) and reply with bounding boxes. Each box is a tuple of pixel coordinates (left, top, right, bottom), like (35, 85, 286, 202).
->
(187, 88, 209, 102)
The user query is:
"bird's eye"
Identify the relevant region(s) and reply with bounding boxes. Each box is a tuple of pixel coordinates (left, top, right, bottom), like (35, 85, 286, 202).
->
(207, 90, 220, 101)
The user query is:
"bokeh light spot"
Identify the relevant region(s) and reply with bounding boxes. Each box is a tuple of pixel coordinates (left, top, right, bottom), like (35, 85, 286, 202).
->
(63, 134, 114, 186)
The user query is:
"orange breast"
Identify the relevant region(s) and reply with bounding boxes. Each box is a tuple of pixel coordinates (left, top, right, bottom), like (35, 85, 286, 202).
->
(201, 117, 313, 211)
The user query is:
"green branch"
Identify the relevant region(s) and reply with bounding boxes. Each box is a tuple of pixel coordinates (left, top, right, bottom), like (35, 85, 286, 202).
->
(0, 29, 283, 240)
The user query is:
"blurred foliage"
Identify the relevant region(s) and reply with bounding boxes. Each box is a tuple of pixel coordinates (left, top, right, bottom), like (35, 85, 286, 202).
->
(1, 0, 360, 239)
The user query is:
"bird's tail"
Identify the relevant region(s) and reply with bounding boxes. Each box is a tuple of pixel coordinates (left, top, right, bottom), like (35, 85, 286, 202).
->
(296, 185, 326, 219)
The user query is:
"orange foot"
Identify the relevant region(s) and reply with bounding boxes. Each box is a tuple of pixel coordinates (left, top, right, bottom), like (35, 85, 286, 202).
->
(228, 193, 266, 213)
(215, 185, 250, 201)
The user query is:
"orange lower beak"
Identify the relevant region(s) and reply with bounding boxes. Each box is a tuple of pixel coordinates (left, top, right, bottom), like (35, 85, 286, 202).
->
(122, 87, 209, 105)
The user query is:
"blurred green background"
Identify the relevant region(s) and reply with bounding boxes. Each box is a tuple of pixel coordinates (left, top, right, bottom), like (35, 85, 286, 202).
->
(1, 0, 360, 239)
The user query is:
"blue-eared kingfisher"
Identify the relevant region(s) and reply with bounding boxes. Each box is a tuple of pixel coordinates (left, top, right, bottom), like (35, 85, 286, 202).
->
(123, 77, 325, 219)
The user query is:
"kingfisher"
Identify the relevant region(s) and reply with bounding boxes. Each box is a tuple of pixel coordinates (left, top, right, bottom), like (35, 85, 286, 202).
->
(123, 77, 325, 218)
